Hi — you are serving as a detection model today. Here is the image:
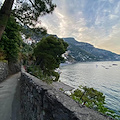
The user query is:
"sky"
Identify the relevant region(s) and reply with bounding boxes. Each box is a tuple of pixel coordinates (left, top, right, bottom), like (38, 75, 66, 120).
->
(0, 0, 120, 54)
(40, 0, 120, 54)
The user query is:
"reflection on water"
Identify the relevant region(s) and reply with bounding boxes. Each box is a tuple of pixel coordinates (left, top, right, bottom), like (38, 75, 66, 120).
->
(60, 61, 120, 115)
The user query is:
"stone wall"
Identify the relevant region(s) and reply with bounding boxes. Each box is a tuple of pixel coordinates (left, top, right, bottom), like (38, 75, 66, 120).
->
(8, 62, 21, 75)
(0, 62, 8, 82)
(20, 68, 112, 120)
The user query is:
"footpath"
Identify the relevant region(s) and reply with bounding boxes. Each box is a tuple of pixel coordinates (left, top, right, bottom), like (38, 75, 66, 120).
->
(0, 73, 21, 120)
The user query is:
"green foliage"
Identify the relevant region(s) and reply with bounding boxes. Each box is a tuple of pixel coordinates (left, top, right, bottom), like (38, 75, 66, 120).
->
(22, 27, 47, 39)
(27, 65, 53, 84)
(0, 16, 22, 62)
(13, 0, 56, 27)
(71, 86, 120, 119)
(0, 48, 7, 62)
(22, 42, 33, 53)
(20, 42, 35, 65)
(59, 88, 64, 92)
(0, 0, 56, 42)
(71, 86, 105, 107)
(33, 36, 68, 81)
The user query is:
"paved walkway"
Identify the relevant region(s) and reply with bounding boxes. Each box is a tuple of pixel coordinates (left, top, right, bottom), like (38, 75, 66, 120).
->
(0, 73, 21, 120)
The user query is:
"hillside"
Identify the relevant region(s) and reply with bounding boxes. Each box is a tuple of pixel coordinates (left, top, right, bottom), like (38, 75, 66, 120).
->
(63, 37, 120, 62)
(22, 27, 120, 62)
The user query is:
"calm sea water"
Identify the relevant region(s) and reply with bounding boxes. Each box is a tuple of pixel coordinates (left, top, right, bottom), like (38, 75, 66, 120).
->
(60, 61, 120, 115)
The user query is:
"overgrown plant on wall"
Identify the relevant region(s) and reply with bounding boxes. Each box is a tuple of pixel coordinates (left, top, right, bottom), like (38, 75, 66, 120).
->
(71, 86, 120, 119)
(0, 48, 6, 62)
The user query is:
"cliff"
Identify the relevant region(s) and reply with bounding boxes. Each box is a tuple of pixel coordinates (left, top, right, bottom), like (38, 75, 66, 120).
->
(63, 37, 120, 62)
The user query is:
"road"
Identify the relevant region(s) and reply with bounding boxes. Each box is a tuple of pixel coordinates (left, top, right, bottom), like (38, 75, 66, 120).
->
(0, 73, 21, 120)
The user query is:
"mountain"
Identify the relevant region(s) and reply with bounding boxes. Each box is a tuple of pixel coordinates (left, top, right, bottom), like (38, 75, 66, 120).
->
(63, 37, 120, 62)
(22, 27, 120, 62)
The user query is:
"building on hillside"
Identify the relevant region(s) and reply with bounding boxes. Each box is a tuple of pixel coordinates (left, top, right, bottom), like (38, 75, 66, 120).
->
(23, 37, 35, 45)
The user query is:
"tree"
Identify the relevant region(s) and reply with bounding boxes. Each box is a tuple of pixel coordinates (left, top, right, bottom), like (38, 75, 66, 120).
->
(0, 16, 22, 62)
(20, 42, 35, 65)
(71, 86, 120, 119)
(71, 86, 105, 108)
(0, 0, 56, 40)
(22, 26, 47, 40)
(0, 48, 6, 61)
(34, 35, 68, 81)
(0, 0, 14, 40)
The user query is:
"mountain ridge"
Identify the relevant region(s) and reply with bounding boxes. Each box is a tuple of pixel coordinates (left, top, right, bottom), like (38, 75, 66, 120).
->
(63, 37, 120, 62)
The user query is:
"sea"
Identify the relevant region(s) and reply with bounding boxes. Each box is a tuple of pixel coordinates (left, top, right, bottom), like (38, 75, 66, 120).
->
(59, 61, 120, 116)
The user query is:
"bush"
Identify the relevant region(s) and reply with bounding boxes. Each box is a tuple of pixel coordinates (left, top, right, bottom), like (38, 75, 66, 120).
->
(71, 86, 120, 119)
(27, 65, 53, 84)
(0, 49, 6, 61)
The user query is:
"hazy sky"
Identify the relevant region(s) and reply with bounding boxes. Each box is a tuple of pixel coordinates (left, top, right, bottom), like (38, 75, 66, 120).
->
(40, 0, 120, 54)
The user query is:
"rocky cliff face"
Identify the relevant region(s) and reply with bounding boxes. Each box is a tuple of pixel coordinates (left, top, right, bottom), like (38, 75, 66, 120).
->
(63, 37, 120, 62)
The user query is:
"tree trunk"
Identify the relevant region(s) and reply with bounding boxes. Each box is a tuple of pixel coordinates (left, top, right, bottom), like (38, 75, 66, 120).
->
(0, 0, 14, 40)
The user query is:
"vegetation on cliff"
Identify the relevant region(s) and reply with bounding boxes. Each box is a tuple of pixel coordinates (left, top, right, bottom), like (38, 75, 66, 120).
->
(71, 86, 120, 119)
(27, 36, 68, 82)
(0, 48, 6, 62)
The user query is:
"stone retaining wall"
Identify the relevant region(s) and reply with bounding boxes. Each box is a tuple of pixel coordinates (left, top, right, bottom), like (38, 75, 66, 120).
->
(20, 68, 112, 120)
(0, 62, 8, 82)
(8, 62, 21, 75)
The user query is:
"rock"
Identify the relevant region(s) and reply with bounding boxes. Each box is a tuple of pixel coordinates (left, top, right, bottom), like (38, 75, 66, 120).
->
(8, 62, 21, 75)
(0, 62, 8, 82)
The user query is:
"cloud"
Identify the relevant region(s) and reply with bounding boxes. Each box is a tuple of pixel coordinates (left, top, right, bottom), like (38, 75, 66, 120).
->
(109, 0, 114, 3)
(109, 14, 119, 20)
(98, 23, 120, 53)
(41, 1, 87, 39)
(40, 0, 120, 54)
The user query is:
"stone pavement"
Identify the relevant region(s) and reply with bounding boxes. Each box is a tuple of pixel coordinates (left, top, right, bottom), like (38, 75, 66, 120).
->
(0, 73, 21, 120)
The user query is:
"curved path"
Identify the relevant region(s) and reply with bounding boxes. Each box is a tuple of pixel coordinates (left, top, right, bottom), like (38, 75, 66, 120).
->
(0, 73, 21, 120)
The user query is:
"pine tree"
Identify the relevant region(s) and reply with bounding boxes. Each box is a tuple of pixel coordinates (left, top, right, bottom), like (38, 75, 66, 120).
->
(0, 0, 56, 40)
